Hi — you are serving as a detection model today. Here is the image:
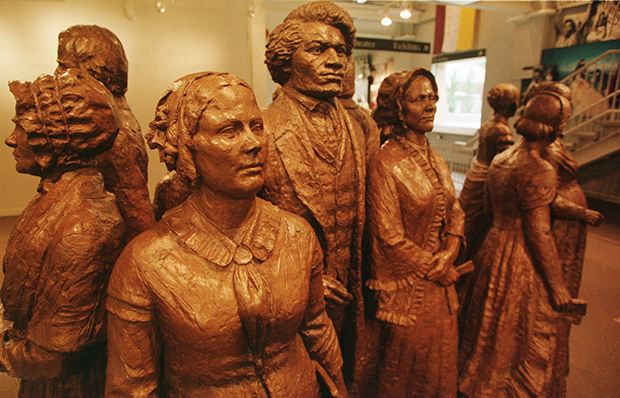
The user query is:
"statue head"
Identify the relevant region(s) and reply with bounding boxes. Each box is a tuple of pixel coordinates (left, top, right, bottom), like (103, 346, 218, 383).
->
(265, 1, 356, 99)
(515, 91, 571, 143)
(339, 55, 356, 99)
(56, 25, 129, 97)
(392, 68, 438, 135)
(487, 83, 520, 118)
(522, 81, 572, 108)
(6, 69, 120, 177)
(147, 73, 267, 199)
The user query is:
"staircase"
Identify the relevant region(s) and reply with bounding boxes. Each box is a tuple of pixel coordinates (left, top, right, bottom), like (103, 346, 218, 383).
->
(560, 49, 620, 203)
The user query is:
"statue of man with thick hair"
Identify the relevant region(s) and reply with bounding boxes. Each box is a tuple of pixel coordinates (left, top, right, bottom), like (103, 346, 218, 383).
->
(56, 25, 155, 240)
(262, 2, 375, 389)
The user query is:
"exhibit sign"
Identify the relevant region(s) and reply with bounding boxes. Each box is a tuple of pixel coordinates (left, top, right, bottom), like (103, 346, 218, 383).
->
(354, 37, 430, 54)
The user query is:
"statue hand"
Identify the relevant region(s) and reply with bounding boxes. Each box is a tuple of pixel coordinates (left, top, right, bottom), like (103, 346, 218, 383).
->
(584, 209, 604, 226)
(322, 275, 353, 308)
(551, 284, 572, 312)
(426, 250, 453, 281)
(438, 267, 460, 287)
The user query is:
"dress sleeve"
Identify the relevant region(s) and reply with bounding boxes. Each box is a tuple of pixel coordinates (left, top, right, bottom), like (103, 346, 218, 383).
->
(105, 244, 161, 398)
(298, 230, 344, 386)
(520, 167, 558, 210)
(0, 228, 122, 380)
(366, 157, 434, 279)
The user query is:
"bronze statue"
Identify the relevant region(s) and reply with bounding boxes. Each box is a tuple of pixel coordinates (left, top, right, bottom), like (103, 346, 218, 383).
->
(261, 2, 375, 386)
(523, 81, 604, 397)
(106, 72, 347, 398)
(359, 69, 465, 397)
(56, 25, 154, 240)
(458, 83, 519, 263)
(338, 55, 380, 161)
(458, 91, 581, 398)
(1, 69, 124, 398)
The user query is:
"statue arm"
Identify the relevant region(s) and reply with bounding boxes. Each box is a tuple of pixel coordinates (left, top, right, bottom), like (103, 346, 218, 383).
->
(105, 249, 161, 398)
(299, 232, 347, 398)
(366, 159, 433, 279)
(551, 194, 604, 226)
(523, 200, 571, 312)
(0, 229, 123, 380)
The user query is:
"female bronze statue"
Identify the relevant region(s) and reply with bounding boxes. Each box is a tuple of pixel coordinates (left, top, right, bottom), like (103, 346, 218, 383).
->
(1, 69, 124, 398)
(105, 72, 347, 398)
(523, 81, 604, 397)
(361, 68, 465, 397)
(459, 83, 519, 262)
(458, 91, 575, 398)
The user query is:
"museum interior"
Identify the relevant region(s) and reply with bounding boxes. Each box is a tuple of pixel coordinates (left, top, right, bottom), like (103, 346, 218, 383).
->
(0, 0, 618, 397)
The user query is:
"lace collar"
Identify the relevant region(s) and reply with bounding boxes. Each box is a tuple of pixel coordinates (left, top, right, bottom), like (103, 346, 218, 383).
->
(163, 197, 281, 267)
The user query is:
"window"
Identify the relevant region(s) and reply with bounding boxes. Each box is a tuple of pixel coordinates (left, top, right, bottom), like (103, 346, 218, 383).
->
(431, 50, 486, 135)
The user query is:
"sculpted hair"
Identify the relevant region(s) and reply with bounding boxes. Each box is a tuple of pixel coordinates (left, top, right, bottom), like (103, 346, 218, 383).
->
(487, 83, 520, 116)
(147, 72, 252, 183)
(265, 1, 356, 85)
(514, 91, 571, 142)
(57, 25, 129, 96)
(9, 69, 120, 172)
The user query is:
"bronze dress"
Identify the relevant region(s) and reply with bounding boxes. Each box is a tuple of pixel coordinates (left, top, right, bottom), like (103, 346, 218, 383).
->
(0, 167, 124, 398)
(458, 143, 563, 397)
(546, 139, 588, 397)
(106, 197, 343, 398)
(362, 135, 464, 397)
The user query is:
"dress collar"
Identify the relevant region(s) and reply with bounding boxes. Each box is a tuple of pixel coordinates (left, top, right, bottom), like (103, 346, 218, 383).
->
(163, 197, 280, 267)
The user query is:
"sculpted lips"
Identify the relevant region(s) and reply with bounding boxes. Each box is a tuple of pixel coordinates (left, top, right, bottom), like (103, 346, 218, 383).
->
(239, 162, 264, 173)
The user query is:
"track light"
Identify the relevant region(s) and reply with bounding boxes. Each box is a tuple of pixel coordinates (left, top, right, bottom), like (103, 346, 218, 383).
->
(381, 15, 392, 26)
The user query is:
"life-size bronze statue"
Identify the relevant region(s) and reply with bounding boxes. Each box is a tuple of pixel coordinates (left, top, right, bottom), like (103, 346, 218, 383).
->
(106, 72, 347, 398)
(523, 81, 604, 397)
(458, 91, 586, 398)
(338, 55, 380, 159)
(458, 83, 520, 262)
(359, 69, 465, 397)
(56, 25, 154, 240)
(1, 69, 124, 398)
(262, 2, 376, 385)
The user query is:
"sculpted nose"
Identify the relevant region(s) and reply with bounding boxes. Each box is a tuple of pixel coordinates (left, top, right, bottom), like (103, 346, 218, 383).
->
(325, 48, 344, 69)
(242, 127, 264, 154)
(5, 128, 18, 148)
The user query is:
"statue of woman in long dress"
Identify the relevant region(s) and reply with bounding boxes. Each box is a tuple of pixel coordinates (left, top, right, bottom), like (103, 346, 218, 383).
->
(1, 69, 124, 398)
(360, 68, 465, 397)
(105, 72, 347, 398)
(458, 91, 576, 397)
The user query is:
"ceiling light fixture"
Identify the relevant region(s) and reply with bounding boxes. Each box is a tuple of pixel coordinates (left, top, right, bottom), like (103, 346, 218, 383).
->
(400, 8, 412, 19)
(381, 15, 392, 26)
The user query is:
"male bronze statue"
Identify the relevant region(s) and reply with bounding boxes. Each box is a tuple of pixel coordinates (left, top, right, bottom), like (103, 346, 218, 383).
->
(261, 1, 376, 388)
(56, 25, 155, 240)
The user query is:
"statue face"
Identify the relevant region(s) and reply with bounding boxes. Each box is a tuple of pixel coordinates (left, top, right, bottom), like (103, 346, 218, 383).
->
(287, 21, 347, 99)
(400, 76, 438, 134)
(5, 123, 41, 176)
(192, 85, 267, 199)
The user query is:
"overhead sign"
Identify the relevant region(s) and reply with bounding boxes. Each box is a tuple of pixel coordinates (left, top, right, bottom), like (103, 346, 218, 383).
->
(354, 38, 431, 54)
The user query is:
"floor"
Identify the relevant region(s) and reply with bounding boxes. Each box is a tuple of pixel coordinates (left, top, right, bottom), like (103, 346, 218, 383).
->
(0, 200, 618, 397)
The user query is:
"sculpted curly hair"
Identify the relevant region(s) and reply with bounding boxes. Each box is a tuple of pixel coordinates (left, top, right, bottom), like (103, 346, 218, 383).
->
(265, 1, 356, 86)
(146, 72, 252, 184)
(56, 25, 129, 96)
(9, 69, 120, 173)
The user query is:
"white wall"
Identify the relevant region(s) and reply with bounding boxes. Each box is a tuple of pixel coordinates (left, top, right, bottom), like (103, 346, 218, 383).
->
(0, 0, 254, 216)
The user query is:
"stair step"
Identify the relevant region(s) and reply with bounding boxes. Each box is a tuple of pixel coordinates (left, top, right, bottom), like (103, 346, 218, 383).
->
(573, 131, 600, 140)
